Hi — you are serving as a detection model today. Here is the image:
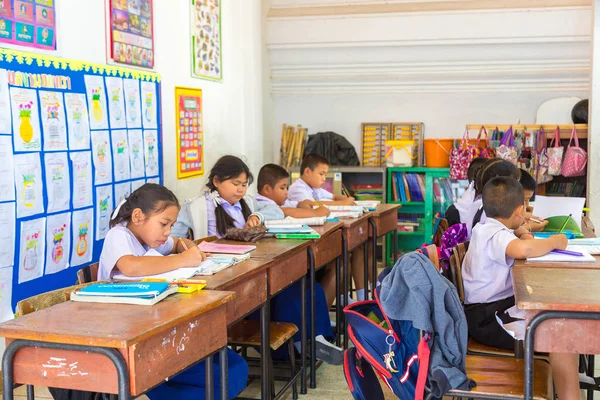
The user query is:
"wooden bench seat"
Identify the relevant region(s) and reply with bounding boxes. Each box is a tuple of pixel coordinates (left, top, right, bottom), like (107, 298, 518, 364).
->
(228, 319, 298, 351)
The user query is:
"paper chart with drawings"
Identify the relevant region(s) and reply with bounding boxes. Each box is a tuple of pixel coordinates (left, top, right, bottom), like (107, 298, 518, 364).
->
(128, 129, 145, 179)
(131, 179, 145, 193)
(124, 78, 142, 129)
(96, 185, 113, 241)
(84, 75, 109, 130)
(105, 77, 127, 130)
(39, 90, 67, 151)
(70, 151, 93, 209)
(45, 212, 71, 275)
(44, 152, 71, 213)
(91, 130, 113, 185)
(0, 69, 12, 134)
(141, 80, 157, 129)
(0, 266, 13, 322)
(71, 208, 94, 267)
(18, 217, 46, 284)
(111, 129, 131, 181)
(0, 202, 15, 268)
(144, 129, 159, 177)
(10, 87, 41, 152)
(14, 153, 44, 218)
(114, 181, 131, 205)
(0, 136, 15, 202)
(65, 93, 91, 150)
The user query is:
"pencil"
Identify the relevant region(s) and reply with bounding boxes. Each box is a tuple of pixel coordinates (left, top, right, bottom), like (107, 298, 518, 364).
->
(558, 214, 572, 234)
(179, 238, 189, 251)
(312, 196, 321, 207)
(529, 217, 544, 224)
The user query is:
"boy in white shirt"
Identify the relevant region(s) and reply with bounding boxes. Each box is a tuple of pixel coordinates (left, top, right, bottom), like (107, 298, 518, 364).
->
(462, 176, 579, 400)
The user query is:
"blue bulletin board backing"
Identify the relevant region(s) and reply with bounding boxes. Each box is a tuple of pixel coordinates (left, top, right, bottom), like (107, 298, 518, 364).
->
(0, 48, 163, 312)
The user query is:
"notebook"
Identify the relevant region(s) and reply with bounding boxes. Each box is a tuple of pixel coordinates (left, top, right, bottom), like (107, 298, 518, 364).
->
(71, 285, 178, 306)
(319, 205, 364, 213)
(198, 242, 256, 255)
(329, 211, 363, 219)
(267, 224, 314, 234)
(526, 251, 596, 263)
(566, 245, 600, 255)
(207, 253, 251, 264)
(354, 200, 380, 210)
(265, 217, 327, 227)
(75, 282, 170, 297)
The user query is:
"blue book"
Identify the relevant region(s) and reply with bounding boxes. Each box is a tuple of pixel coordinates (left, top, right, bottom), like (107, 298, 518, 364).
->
(75, 282, 171, 298)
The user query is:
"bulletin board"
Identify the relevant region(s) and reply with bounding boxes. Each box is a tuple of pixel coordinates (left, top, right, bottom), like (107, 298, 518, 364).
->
(175, 86, 203, 179)
(0, 48, 163, 317)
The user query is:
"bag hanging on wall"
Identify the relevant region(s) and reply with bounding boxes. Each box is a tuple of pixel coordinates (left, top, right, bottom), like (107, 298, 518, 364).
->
(472, 126, 495, 159)
(490, 126, 501, 149)
(495, 126, 519, 165)
(449, 129, 474, 180)
(561, 125, 587, 177)
(534, 127, 553, 184)
(546, 126, 564, 176)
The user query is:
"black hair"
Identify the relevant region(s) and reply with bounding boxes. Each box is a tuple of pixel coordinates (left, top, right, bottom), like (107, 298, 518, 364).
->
(110, 183, 179, 228)
(207, 155, 253, 237)
(475, 159, 521, 196)
(467, 157, 489, 183)
(257, 164, 289, 193)
(300, 153, 330, 176)
(519, 169, 537, 193)
(482, 177, 524, 219)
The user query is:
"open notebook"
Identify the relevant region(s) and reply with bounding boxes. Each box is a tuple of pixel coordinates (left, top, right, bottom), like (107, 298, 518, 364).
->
(527, 251, 596, 263)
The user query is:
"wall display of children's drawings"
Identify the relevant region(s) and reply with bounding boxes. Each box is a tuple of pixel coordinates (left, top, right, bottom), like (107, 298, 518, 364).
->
(0, 48, 162, 316)
(18, 217, 46, 284)
(45, 212, 71, 275)
(11, 87, 41, 152)
(131, 179, 145, 192)
(0, 136, 15, 202)
(44, 152, 70, 213)
(147, 177, 159, 184)
(39, 90, 67, 151)
(124, 78, 142, 128)
(112, 129, 130, 181)
(109, 0, 155, 68)
(14, 152, 44, 218)
(95, 185, 113, 240)
(65, 93, 91, 150)
(84, 75, 109, 130)
(191, 0, 221, 81)
(91, 130, 113, 185)
(0, 0, 57, 50)
(0, 202, 16, 268)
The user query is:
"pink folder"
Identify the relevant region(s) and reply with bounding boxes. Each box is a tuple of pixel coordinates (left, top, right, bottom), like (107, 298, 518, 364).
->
(198, 242, 256, 255)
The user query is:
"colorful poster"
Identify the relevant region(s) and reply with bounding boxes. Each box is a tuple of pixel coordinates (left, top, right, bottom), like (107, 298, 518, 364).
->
(0, 266, 13, 322)
(111, 129, 130, 181)
(0, 202, 15, 268)
(131, 178, 144, 192)
(44, 152, 70, 213)
(124, 78, 142, 128)
(95, 184, 113, 240)
(65, 93, 91, 150)
(10, 87, 41, 152)
(105, 77, 126, 129)
(0, 0, 57, 50)
(114, 181, 130, 204)
(84, 75, 109, 130)
(0, 69, 12, 134)
(143, 129, 158, 177)
(71, 207, 93, 267)
(91, 130, 113, 185)
(127, 129, 144, 179)
(109, 0, 154, 68)
(39, 90, 67, 151)
(191, 0, 221, 81)
(14, 152, 44, 218)
(45, 212, 70, 275)
(70, 151, 93, 209)
(0, 136, 15, 201)
(18, 217, 46, 283)
(141, 80, 157, 129)
(175, 87, 203, 179)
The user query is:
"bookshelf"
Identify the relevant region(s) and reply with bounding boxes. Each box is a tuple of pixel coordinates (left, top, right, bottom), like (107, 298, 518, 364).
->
(386, 167, 450, 263)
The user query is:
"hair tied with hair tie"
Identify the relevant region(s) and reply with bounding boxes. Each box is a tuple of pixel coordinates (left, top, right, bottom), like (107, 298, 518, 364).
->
(111, 198, 127, 220)
(208, 190, 222, 208)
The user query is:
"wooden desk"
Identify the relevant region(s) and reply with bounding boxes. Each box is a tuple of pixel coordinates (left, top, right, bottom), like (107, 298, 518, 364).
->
(0, 291, 234, 400)
(367, 204, 401, 299)
(513, 266, 600, 399)
(515, 255, 600, 270)
(214, 238, 309, 261)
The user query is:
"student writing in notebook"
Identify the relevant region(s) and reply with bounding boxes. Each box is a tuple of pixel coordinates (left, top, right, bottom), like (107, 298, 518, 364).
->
(462, 177, 579, 400)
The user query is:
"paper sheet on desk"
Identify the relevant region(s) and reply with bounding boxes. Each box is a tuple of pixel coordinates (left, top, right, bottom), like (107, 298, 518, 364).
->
(527, 251, 596, 263)
(533, 195, 586, 229)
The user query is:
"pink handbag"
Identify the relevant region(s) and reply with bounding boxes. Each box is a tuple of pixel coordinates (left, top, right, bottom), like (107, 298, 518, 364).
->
(449, 129, 473, 180)
(546, 126, 564, 176)
(561, 126, 587, 177)
(496, 126, 519, 165)
(534, 127, 552, 184)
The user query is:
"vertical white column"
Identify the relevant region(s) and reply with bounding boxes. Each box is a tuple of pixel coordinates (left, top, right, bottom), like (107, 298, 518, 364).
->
(588, 0, 600, 229)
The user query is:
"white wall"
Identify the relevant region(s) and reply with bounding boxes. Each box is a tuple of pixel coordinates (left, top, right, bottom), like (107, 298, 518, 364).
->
(265, 1, 592, 161)
(55, 0, 265, 199)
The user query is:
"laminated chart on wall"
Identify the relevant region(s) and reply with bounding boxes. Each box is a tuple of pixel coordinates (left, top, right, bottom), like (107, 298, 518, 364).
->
(0, 49, 163, 317)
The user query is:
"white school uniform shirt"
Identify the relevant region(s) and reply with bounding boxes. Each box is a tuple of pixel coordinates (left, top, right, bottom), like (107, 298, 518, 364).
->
(254, 193, 298, 208)
(455, 183, 475, 224)
(465, 196, 487, 239)
(288, 177, 333, 203)
(98, 223, 174, 281)
(462, 218, 517, 304)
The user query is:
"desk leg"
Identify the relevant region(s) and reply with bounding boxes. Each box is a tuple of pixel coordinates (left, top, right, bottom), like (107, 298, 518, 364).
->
(342, 232, 349, 350)
(335, 256, 341, 346)
(205, 354, 214, 400)
(393, 229, 398, 264)
(363, 240, 369, 301)
(308, 247, 317, 389)
(219, 346, 229, 400)
(260, 292, 272, 399)
(524, 311, 600, 400)
(2, 340, 130, 400)
(300, 275, 307, 395)
(368, 219, 378, 300)
(26, 385, 34, 400)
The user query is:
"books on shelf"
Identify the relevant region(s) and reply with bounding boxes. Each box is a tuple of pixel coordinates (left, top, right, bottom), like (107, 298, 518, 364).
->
(351, 184, 383, 202)
(265, 216, 327, 227)
(198, 242, 256, 255)
(70, 282, 178, 306)
(397, 213, 422, 232)
(391, 172, 425, 202)
(545, 181, 586, 197)
(433, 178, 455, 204)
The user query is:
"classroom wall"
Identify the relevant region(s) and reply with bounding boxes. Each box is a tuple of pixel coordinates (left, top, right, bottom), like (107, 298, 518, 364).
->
(56, 0, 265, 199)
(264, 0, 592, 162)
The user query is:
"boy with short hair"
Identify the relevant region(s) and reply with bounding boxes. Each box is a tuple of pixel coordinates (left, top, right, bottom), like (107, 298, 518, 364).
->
(519, 169, 548, 232)
(462, 176, 578, 400)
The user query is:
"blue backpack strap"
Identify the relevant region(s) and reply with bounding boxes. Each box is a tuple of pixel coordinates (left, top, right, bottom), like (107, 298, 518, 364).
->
(343, 347, 385, 400)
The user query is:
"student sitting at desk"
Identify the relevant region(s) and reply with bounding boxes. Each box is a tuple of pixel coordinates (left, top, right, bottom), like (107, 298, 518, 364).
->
(519, 168, 549, 232)
(99, 183, 248, 399)
(288, 154, 370, 303)
(172, 155, 284, 240)
(462, 177, 579, 400)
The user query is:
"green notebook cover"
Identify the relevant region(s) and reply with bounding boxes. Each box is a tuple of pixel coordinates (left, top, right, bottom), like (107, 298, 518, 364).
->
(275, 233, 321, 239)
(543, 216, 584, 238)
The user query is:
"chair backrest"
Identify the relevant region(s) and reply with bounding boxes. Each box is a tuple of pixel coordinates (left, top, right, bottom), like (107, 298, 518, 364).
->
(432, 218, 449, 247)
(77, 262, 99, 284)
(15, 282, 97, 317)
(449, 241, 469, 303)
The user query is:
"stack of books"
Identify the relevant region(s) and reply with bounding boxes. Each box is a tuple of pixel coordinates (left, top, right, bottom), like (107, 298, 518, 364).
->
(71, 282, 178, 306)
(397, 213, 423, 232)
(265, 216, 327, 227)
(267, 224, 321, 239)
(350, 184, 383, 202)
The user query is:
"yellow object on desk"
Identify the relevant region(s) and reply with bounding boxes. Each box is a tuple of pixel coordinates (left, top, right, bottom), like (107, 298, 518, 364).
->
(141, 278, 206, 293)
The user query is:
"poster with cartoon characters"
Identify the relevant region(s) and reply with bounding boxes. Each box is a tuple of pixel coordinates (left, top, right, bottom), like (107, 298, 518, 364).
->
(0, 0, 57, 50)
(191, 0, 221, 81)
(109, 0, 154, 68)
(45, 212, 71, 275)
